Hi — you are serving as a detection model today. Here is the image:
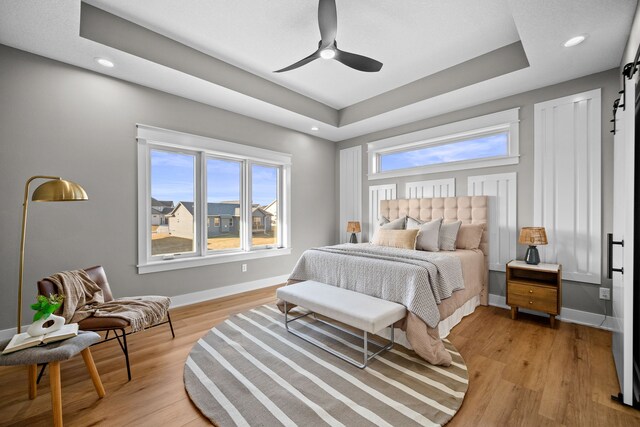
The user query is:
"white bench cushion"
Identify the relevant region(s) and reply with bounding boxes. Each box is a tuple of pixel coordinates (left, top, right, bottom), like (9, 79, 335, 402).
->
(277, 281, 406, 334)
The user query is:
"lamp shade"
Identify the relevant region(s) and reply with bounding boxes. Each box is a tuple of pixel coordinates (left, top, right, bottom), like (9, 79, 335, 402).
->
(31, 179, 88, 202)
(346, 221, 361, 233)
(518, 227, 548, 246)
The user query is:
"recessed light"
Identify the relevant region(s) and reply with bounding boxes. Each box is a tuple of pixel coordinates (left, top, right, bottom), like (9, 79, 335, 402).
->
(95, 57, 114, 68)
(311, 126, 319, 131)
(563, 35, 586, 48)
(320, 49, 336, 60)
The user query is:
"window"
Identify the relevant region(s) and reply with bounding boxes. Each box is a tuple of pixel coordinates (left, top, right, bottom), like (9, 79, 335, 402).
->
(150, 150, 195, 257)
(380, 132, 509, 172)
(137, 125, 291, 274)
(207, 158, 240, 251)
(368, 108, 519, 179)
(252, 164, 278, 247)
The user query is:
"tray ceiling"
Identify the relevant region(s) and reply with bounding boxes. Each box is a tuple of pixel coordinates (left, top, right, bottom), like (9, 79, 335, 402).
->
(0, 0, 636, 141)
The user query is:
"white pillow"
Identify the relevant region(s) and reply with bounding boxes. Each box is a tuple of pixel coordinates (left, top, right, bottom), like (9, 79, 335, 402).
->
(407, 217, 442, 251)
(439, 221, 462, 251)
(379, 216, 406, 230)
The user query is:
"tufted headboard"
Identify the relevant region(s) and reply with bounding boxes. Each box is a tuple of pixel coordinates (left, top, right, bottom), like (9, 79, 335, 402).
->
(378, 196, 489, 306)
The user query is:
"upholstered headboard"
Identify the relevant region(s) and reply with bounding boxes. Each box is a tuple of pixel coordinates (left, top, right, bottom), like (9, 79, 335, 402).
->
(378, 196, 489, 306)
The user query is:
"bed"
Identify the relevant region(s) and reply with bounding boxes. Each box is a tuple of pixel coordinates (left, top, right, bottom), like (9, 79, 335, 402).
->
(278, 196, 489, 366)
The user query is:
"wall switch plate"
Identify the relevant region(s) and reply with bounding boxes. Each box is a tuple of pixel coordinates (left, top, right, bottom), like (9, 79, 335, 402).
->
(599, 287, 611, 300)
(241, 264, 247, 272)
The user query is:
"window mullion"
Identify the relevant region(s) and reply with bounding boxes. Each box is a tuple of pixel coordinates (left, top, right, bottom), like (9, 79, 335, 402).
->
(245, 161, 253, 251)
(277, 167, 282, 248)
(199, 152, 207, 257)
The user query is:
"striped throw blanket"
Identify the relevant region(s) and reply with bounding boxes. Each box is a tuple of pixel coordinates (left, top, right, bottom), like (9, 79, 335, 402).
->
(48, 270, 170, 332)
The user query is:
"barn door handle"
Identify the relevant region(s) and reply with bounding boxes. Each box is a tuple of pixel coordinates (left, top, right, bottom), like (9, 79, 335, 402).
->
(607, 233, 624, 279)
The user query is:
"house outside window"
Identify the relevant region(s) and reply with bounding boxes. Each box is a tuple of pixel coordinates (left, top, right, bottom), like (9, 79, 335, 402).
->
(137, 125, 291, 274)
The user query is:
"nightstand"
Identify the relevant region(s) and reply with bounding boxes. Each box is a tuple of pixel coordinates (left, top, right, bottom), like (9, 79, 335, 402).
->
(506, 260, 562, 327)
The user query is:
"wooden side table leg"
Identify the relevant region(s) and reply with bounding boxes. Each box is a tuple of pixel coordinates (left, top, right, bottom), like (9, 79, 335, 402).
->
(511, 307, 518, 320)
(49, 361, 63, 427)
(81, 348, 105, 398)
(28, 364, 37, 399)
(550, 315, 556, 328)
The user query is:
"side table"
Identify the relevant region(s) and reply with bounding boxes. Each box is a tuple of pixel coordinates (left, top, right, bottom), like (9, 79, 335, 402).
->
(506, 260, 562, 327)
(0, 331, 105, 426)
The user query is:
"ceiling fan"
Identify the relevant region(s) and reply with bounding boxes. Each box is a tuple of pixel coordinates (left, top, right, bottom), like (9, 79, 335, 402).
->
(274, 0, 383, 73)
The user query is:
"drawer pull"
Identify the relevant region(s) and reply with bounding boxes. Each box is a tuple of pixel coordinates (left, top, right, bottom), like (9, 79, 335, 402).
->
(529, 301, 533, 304)
(529, 290, 533, 293)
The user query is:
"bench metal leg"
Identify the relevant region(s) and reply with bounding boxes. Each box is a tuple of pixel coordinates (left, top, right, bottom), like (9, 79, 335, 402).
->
(283, 301, 395, 369)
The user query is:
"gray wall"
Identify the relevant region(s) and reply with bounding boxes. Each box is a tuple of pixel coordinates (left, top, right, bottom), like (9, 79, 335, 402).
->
(336, 68, 620, 316)
(0, 45, 336, 330)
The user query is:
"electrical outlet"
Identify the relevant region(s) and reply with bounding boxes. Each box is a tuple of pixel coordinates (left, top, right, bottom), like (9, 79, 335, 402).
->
(241, 263, 247, 273)
(599, 287, 610, 300)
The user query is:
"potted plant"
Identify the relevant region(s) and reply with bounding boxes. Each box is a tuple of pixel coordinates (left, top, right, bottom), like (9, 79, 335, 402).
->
(26, 294, 65, 337)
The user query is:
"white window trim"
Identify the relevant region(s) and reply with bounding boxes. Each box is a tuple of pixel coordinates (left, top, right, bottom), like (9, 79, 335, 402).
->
(367, 108, 520, 180)
(136, 124, 292, 274)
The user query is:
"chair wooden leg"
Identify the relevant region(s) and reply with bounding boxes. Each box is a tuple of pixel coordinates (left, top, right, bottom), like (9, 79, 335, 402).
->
(81, 348, 105, 398)
(28, 364, 37, 399)
(49, 361, 63, 427)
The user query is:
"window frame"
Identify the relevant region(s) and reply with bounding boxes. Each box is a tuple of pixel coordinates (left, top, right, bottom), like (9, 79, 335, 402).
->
(367, 108, 520, 180)
(137, 124, 292, 274)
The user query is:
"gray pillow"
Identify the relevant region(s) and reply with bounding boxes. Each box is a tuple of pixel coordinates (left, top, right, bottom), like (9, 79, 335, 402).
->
(439, 220, 462, 251)
(379, 216, 406, 230)
(407, 217, 442, 251)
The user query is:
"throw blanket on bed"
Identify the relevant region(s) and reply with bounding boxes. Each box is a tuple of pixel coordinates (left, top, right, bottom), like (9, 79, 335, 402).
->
(48, 270, 170, 333)
(288, 243, 464, 328)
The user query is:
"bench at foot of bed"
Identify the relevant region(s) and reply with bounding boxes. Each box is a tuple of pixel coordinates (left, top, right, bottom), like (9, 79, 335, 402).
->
(276, 280, 406, 368)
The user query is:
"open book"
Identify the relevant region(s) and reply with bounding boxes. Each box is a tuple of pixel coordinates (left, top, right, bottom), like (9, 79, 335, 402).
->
(2, 323, 79, 355)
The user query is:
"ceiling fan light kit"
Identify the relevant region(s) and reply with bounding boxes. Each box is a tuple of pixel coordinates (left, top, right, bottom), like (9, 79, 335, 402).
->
(275, 0, 383, 73)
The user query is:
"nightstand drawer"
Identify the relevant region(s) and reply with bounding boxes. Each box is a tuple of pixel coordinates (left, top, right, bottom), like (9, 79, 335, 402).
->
(507, 282, 558, 314)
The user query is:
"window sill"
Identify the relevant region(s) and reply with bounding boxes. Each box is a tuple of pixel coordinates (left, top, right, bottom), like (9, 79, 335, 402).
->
(137, 247, 292, 274)
(368, 156, 519, 181)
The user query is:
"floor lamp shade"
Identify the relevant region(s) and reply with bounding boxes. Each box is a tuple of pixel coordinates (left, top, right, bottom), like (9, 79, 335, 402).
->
(17, 176, 88, 333)
(32, 179, 88, 202)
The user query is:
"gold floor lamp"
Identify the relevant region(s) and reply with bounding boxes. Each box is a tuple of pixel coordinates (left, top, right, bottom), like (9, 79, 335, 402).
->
(17, 176, 88, 333)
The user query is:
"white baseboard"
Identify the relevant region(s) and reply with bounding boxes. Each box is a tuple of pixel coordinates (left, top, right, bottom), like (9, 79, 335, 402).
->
(169, 274, 289, 308)
(488, 294, 614, 331)
(0, 274, 289, 341)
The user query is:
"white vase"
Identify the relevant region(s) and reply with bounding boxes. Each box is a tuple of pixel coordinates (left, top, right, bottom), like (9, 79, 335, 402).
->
(26, 314, 65, 337)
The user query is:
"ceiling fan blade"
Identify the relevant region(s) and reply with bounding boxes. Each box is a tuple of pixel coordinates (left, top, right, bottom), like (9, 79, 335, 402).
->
(274, 50, 320, 73)
(335, 49, 383, 72)
(318, 0, 337, 48)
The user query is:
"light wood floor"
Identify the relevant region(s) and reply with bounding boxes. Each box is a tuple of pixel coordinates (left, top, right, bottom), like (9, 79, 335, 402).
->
(1, 286, 638, 427)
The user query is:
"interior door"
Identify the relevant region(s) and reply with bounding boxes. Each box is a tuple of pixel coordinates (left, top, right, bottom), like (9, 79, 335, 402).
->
(612, 74, 636, 406)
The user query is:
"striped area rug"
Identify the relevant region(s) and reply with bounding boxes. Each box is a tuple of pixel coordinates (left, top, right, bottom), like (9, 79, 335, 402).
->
(184, 305, 468, 426)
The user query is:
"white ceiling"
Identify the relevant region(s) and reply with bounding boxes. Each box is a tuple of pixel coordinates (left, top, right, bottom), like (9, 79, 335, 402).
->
(0, 0, 636, 141)
(84, 0, 520, 109)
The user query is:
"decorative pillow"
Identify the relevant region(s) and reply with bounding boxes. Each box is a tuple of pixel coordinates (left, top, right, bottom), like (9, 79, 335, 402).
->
(439, 220, 462, 251)
(379, 216, 406, 230)
(456, 223, 484, 250)
(371, 229, 419, 250)
(406, 217, 442, 251)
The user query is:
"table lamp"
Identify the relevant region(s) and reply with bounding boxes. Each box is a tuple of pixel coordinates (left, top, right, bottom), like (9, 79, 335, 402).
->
(347, 221, 361, 243)
(518, 227, 548, 265)
(17, 176, 88, 333)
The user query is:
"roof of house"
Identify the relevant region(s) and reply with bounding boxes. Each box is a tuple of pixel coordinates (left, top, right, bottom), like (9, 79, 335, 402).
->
(169, 201, 247, 217)
(151, 198, 174, 208)
(234, 206, 273, 217)
(263, 200, 277, 209)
